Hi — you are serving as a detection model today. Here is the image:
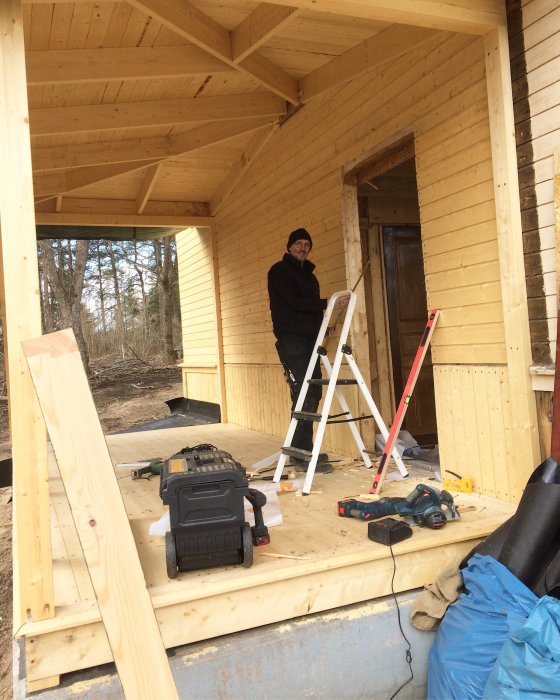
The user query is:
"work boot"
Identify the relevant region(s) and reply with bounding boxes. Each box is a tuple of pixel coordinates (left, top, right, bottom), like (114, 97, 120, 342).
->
(291, 453, 333, 473)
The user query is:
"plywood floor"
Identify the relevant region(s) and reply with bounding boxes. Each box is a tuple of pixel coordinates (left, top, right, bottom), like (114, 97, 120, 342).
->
(22, 423, 515, 688)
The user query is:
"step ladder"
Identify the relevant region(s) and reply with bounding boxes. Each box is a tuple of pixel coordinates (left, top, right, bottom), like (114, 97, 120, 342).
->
(273, 290, 409, 494)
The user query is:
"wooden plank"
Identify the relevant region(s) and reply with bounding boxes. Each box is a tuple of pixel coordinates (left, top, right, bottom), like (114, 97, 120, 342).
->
(0, 0, 53, 627)
(484, 27, 541, 476)
(30, 93, 287, 136)
(136, 163, 162, 214)
(22, 329, 178, 700)
(25, 45, 233, 85)
(232, 4, 301, 63)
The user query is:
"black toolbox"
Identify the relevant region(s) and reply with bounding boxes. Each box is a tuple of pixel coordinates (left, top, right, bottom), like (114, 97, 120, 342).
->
(160, 445, 269, 577)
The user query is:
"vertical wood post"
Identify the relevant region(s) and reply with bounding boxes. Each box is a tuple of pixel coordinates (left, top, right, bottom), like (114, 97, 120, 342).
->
(0, 0, 54, 624)
(484, 26, 540, 486)
(341, 176, 374, 445)
(210, 226, 228, 422)
(552, 149, 560, 460)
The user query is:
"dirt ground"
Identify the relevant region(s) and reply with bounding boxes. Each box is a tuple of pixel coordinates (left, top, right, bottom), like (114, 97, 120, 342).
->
(0, 361, 183, 700)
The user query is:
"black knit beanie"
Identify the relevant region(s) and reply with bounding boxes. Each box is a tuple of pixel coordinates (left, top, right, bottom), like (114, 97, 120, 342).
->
(287, 228, 312, 250)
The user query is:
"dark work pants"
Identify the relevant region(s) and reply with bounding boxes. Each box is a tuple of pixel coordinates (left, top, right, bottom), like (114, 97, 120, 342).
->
(276, 335, 322, 453)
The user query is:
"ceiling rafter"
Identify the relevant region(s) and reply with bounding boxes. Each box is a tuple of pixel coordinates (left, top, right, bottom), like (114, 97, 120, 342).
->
(298, 25, 441, 102)
(231, 4, 301, 63)
(126, 0, 300, 104)
(136, 163, 162, 214)
(33, 119, 275, 197)
(29, 93, 286, 137)
(25, 45, 234, 85)
(32, 117, 276, 172)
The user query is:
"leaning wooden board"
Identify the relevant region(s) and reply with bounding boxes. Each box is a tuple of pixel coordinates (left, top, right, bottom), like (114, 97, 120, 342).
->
(22, 328, 178, 700)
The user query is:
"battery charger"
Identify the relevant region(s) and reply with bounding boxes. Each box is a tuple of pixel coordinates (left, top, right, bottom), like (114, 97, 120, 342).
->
(368, 517, 413, 546)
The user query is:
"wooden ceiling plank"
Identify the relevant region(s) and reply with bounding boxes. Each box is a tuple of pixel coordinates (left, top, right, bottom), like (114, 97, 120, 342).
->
(33, 117, 276, 171)
(136, 162, 162, 213)
(232, 3, 301, 63)
(126, 0, 232, 61)
(26, 45, 233, 85)
(299, 25, 441, 102)
(30, 93, 287, 136)
(249, 0, 505, 35)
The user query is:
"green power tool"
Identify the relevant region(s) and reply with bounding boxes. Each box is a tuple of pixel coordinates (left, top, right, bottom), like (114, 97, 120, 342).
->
(338, 483, 460, 529)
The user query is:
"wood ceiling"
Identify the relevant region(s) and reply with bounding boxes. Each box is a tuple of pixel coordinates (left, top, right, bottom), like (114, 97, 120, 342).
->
(23, 0, 504, 231)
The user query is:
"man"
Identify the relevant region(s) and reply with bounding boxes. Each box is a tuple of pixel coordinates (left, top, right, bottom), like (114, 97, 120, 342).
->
(268, 228, 347, 473)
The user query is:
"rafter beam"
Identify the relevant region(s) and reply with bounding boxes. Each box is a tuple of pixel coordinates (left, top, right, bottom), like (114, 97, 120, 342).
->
(33, 160, 159, 197)
(210, 123, 279, 215)
(35, 197, 213, 228)
(299, 25, 440, 102)
(126, 0, 298, 103)
(32, 117, 275, 171)
(232, 4, 300, 63)
(25, 45, 232, 85)
(29, 93, 286, 137)
(136, 163, 162, 214)
(126, 0, 232, 61)
(258, 0, 505, 34)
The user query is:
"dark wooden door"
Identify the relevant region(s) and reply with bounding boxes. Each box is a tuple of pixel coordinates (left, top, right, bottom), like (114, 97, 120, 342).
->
(383, 226, 437, 442)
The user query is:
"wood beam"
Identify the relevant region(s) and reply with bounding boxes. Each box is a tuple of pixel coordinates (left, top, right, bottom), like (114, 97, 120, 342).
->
(0, 0, 53, 627)
(32, 117, 275, 171)
(126, 0, 232, 61)
(357, 141, 415, 183)
(299, 25, 441, 102)
(136, 163, 162, 214)
(25, 45, 232, 85)
(126, 0, 298, 103)
(33, 160, 159, 197)
(35, 197, 213, 228)
(30, 93, 286, 137)
(232, 3, 301, 63)
(209, 124, 278, 215)
(22, 329, 179, 700)
(261, 0, 505, 34)
(484, 26, 540, 489)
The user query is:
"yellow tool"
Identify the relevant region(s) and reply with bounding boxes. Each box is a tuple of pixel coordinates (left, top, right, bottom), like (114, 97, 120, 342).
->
(443, 471, 473, 494)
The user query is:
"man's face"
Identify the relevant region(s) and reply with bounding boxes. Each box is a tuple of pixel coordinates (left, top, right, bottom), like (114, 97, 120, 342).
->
(288, 239, 311, 262)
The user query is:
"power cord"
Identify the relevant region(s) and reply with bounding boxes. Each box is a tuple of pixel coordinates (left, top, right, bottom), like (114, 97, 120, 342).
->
(388, 543, 414, 700)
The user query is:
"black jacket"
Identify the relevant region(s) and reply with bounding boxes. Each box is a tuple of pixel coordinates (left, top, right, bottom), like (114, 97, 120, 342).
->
(268, 253, 327, 340)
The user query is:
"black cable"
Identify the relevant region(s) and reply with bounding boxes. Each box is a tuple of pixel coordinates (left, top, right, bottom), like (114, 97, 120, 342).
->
(388, 543, 414, 700)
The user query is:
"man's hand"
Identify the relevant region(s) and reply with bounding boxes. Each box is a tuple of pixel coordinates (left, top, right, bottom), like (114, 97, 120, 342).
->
(334, 292, 351, 308)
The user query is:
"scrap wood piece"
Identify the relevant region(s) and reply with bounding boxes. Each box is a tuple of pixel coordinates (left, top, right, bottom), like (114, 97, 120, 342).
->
(22, 328, 178, 700)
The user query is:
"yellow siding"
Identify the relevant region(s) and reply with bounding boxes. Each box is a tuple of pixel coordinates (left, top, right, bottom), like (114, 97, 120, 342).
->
(213, 34, 508, 456)
(174, 33, 537, 499)
(176, 227, 220, 405)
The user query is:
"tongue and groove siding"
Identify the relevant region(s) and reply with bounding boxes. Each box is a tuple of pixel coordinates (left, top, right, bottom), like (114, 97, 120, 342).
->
(178, 31, 540, 500)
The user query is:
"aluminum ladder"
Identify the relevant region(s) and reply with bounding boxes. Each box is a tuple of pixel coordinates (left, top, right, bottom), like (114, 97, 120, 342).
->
(273, 290, 409, 494)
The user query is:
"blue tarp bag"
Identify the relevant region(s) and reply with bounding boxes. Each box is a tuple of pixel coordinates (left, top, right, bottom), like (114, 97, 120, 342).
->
(427, 554, 537, 700)
(483, 595, 560, 699)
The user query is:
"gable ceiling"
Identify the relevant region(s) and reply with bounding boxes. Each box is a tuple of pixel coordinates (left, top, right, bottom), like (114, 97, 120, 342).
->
(22, 0, 504, 234)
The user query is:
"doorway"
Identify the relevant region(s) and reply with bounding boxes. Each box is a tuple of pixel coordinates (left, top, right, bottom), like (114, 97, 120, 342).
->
(356, 143, 437, 445)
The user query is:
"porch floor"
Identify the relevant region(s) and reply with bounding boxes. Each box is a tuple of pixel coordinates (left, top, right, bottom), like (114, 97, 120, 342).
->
(21, 423, 515, 691)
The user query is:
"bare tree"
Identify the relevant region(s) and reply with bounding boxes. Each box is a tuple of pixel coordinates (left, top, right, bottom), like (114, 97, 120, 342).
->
(40, 239, 91, 373)
(153, 237, 176, 364)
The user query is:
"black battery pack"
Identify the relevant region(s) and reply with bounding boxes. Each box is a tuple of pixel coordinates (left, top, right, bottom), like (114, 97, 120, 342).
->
(368, 517, 413, 546)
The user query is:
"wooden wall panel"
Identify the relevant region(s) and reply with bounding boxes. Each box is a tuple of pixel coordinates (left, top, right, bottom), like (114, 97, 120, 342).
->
(433, 365, 530, 502)
(210, 34, 510, 460)
(176, 227, 220, 405)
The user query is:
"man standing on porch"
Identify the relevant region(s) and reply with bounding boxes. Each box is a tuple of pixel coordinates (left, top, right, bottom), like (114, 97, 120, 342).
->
(267, 228, 348, 472)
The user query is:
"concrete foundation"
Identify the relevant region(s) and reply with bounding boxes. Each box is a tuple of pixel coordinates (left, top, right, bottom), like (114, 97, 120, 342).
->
(15, 591, 435, 699)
